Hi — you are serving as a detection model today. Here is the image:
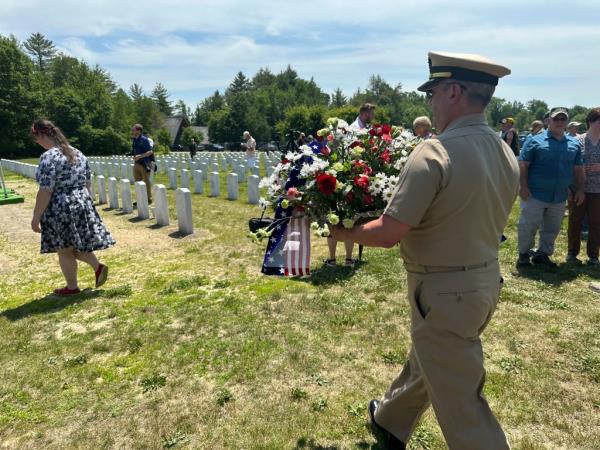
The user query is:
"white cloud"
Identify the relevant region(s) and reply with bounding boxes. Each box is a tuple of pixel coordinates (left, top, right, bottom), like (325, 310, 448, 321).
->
(2, 1, 599, 107)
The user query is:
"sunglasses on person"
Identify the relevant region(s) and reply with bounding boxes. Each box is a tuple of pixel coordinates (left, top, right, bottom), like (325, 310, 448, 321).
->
(425, 81, 467, 102)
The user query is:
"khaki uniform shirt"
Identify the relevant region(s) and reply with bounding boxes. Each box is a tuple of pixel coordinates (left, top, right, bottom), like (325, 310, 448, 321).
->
(384, 113, 519, 266)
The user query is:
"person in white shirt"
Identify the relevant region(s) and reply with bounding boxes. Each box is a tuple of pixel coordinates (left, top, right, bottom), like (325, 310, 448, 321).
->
(349, 103, 376, 130)
(243, 131, 257, 168)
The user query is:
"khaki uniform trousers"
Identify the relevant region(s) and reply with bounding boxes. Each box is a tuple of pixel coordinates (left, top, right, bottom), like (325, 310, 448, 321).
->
(374, 260, 509, 450)
(133, 162, 152, 203)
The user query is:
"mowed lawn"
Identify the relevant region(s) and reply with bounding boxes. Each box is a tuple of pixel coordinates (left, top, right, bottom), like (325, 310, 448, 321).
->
(0, 162, 599, 450)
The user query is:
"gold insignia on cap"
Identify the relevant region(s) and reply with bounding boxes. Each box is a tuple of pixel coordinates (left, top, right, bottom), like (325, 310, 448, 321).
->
(430, 72, 452, 79)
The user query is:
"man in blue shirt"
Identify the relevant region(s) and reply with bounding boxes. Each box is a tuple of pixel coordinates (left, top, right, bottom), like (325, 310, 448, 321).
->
(131, 123, 154, 203)
(517, 107, 584, 267)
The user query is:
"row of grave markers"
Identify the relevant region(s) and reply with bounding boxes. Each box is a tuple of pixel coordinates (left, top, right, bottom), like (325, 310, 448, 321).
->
(1, 157, 267, 236)
(88, 151, 281, 182)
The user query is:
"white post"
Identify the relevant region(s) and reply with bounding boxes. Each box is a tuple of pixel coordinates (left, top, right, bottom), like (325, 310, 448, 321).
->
(210, 172, 220, 197)
(248, 174, 260, 205)
(135, 181, 150, 219)
(153, 184, 170, 226)
(89, 173, 96, 202)
(120, 179, 133, 213)
(108, 177, 119, 209)
(193, 170, 204, 194)
(97, 175, 107, 204)
(176, 188, 193, 235)
(227, 173, 239, 200)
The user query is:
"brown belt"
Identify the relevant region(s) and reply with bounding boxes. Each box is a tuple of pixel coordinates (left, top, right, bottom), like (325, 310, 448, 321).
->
(404, 258, 498, 274)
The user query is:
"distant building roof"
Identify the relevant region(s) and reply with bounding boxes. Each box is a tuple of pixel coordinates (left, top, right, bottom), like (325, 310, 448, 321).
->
(164, 116, 189, 145)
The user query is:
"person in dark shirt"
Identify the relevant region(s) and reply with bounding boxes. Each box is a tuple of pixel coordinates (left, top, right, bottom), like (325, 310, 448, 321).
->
(131, 123, 153, 203)
(189, 138, 198, 160)
(500, 117, 519, 156)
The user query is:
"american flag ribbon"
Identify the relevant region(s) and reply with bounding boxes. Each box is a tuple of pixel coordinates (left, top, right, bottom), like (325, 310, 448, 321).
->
(283, 216, 311, 276)
(261, 149, 318, 277)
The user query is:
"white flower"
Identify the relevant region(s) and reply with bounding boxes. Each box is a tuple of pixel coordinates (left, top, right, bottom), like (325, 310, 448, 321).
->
(383, 187, 395, 203)
(299, 159, 329, 178)
(301, 145, 314, 157)
(258, 177, 272, 189)
(258, 197, 270, 208)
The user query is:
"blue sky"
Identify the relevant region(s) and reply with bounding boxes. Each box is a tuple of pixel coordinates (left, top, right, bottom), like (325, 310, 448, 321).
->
(2, 0, 599, 110)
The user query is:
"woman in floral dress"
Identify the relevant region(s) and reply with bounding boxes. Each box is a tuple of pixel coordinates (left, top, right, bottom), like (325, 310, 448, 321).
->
(31, 119, 115, 295)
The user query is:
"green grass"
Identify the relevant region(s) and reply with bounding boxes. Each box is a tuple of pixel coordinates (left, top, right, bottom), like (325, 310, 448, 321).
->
(0, 166, 599, 449)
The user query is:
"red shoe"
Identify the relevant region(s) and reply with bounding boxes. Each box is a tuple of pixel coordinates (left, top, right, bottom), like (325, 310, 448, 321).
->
(95, 264, 108, 288)
(53, 287, 81, 296)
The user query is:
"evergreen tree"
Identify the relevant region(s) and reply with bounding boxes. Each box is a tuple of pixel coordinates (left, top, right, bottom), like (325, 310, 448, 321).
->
(252, 67, 276, 89)
(151, 82, 173, 116)
(193, 90, 225, 125)
(226, 71, 251, 99)
(23, 32, 57, 71)
(129, 83, 144, 102)
(174, 99, 189, 118)
(0, 36, 39, 156)
(331, 88, 347, 107)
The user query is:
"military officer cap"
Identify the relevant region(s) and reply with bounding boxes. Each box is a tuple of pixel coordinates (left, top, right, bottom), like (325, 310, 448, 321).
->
(418, 51, 511, 92)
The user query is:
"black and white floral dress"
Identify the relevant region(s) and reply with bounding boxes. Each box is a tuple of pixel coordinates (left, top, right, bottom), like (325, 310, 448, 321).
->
(35, 147, 115, 254)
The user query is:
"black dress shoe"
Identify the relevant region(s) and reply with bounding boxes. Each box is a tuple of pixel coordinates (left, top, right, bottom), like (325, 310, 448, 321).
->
(369, 400, 406, 450)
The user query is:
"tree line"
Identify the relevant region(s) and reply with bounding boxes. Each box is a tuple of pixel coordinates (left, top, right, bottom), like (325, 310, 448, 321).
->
(0, 32, 593, 159)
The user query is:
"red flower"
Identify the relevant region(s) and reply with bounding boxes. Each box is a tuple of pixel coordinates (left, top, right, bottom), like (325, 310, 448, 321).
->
(380, 149, 391, 163)
(345, 191, 355, 203)
(295, 205, 305, 213)
(382, 134, 392, 143)
(287, 187, 300, 199)
(354, 174, 370, 191)
(350, 141, 362, 148)
(363, 194, 374, 205)
(282, 159, 290, 164)
(321, 146, 331, 156)
(353, 160, 372, 175)
(316, 173, 337, 196)
(327, 134, 334, 142)
(381, 124, 392, 135)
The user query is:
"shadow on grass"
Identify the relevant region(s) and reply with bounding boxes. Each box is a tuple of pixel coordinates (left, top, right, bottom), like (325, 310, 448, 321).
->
(291, 260, 367, 287)
(168, 230, 193, 239)
(128, 217, 147, 223)
(515, 261, 600, 286)
(1, 288, 103, 321)
(294, 434, 388, 450)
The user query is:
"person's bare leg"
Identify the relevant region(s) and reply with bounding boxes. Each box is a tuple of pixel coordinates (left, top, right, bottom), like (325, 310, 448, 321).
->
(74, 250, 100, 271)
(344, 240, 355, 260)
(327, 237, 337, 261)
(57, 247, 78, 289)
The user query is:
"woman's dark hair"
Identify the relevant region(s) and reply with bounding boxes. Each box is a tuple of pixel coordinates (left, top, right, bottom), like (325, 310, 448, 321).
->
(586, 108, 600, 128)
(31, 119, 76, 164)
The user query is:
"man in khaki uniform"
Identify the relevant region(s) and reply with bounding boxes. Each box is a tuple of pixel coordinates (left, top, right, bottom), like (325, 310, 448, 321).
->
(330, 52, 519, 449)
